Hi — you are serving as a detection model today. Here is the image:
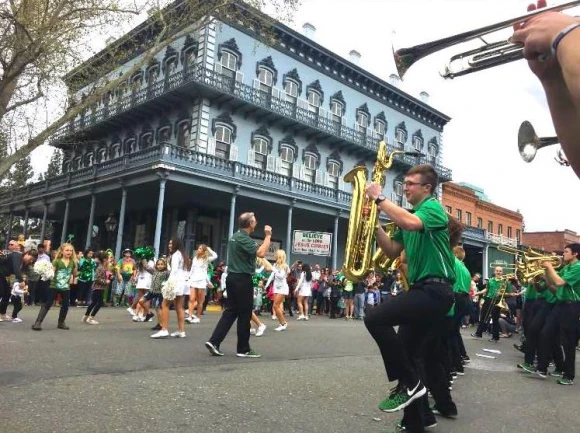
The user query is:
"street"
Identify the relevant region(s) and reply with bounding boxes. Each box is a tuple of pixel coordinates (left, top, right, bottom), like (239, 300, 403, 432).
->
(1, 306, 578, 433)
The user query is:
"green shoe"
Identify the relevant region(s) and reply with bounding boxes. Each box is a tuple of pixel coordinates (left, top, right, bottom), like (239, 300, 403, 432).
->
(550, 371, 563, 378)
(557, 378, 574, 385)
(378, 381, 426, 413)
(236, 349, 261, 358)
(517, 362, 536, 374)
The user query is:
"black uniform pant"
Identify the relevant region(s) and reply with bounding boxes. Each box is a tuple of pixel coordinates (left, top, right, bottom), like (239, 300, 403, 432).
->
(536, 308, 565, 373)
(208, 273, 253, 354)
(475, 298, 500, 340)
(555, 302, 580, 380)
(0, 276, 11, 315)
(524, 300, 550, 365)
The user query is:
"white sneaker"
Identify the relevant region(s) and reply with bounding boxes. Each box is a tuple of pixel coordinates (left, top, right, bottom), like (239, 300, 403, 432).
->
(255, 323, 266, 337)
(191, 317, 200, 324)
(297, 315, 305, 320)
(274, 323, 288, 331)
(271, 315, 277, 320)
(170, 331, 186, 338)
(12, 318, 22, 323)
(304, 316, 309, 321)
(151, 329, 169, 338)
(87, 317, 99, 325)
(82, 315, 88, 323)
(132, 315, 144, 322)
(126, 307, 135, 316)
(250, 328, 257, 335)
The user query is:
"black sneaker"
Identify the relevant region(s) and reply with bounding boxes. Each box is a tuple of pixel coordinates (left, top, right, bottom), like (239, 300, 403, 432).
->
(461, 355, 471, 363)
(236, 349, 261, 358)
(471, 333, 482, 338)
(379, 381, 427, 413)
(513, 343, 524, 353)
(150, 323, 161, 330)
(205, 341, 224, 356)
(396, 418, 437, 431)
(144, 313, 154, 322)
(488, 338, 499, 343)
(431, 405, 458, 419)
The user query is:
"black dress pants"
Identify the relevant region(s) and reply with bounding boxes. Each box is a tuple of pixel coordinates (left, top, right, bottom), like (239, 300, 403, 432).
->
(537, 308, 565, 373)
(555, 302, 579, 380)
(208, 273, 253, 354)
(475, 298, 500, 340)
(0, 277, 11, 315)
(524, 300, 550, 365)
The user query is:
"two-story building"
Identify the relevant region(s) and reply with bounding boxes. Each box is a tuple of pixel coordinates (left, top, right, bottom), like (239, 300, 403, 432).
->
(522, 230, 580, 255)
(442, 182, 524, 278)
(0, 2, 452, 268)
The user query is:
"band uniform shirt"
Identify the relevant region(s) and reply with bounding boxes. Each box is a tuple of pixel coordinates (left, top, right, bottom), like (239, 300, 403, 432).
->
(537, 280, 558, 304)
(485, 278, 513, 300)
(227, 230, 259, 275)
(524, 282, 537, 301)
(453, 258, 471, 294)
(555, 260, 580, 302)
(392, 196, 456, 285)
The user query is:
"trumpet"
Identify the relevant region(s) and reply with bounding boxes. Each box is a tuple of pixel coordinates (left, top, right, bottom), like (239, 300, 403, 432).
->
(518, 120, 570, 166)
(497, 245, 562, 284)
(393, 1, 580, 79)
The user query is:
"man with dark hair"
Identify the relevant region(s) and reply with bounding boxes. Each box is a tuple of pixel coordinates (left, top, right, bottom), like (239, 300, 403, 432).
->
(365, 164, 457, 433)
(205, 212, 272, 358)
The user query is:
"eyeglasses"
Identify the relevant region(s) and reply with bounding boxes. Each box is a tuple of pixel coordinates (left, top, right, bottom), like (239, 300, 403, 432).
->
(403, 181, 429, 188)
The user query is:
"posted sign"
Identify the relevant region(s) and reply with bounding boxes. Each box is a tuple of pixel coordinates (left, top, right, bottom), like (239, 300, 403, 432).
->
(292, 231, 332, 257)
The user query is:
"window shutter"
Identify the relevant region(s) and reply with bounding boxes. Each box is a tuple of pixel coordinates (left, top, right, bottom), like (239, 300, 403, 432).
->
(247, 149, 255, 166)
(275, 157, 282, 173)
(271, 87, 281, 99)
(338, 177, 345, 191)
(318, 107, 327, 118)
(266, 155, 275, 171)
(253, 78, 261, 89)
(235, 71, 244, 82)
(315, 170, 324, 185)
(214, 63, 223, 74)
(324, 172, 330, 187)
(299, 164, 306, 180)
(292, 163, 300, 179)
(229, 144, 239, 161)
(207, 137, 216, 156)
(341, 116, 348, 125)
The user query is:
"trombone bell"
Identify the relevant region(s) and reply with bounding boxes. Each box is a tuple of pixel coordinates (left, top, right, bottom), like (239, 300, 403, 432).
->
(518, 120, 560, 163)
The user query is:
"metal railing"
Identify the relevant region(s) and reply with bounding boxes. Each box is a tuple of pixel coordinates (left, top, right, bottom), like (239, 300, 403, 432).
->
(486, 232, 518, 247)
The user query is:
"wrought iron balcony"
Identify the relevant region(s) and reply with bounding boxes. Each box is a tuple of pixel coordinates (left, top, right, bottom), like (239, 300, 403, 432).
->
(51, 65, 452, 181)
(0, 144, 353, 209)
(486, 232, 518, 247)
(462, 225, 487, 242)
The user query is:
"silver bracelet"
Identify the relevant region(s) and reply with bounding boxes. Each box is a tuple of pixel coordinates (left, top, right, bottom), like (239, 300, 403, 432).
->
(551, 22, 580, 56)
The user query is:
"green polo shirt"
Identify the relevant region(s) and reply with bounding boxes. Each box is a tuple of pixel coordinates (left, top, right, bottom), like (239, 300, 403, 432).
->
(537, 280, 558, 304)
(555, 260, 580, 302)
(524, 283, 537, 301)
(227, 230, 259, 275)
(453, 258, 471, 294)
(486, 278, 512, 299)
(392, 196, 455, 285)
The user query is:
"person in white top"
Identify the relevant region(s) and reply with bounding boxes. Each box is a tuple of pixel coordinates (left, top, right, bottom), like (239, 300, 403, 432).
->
(265, 250, 290, 331)
(131, 258, 155, 322)
(187, 244, 217, 324)
(295, 263, 313, 320)
(151, 238, 190, 339)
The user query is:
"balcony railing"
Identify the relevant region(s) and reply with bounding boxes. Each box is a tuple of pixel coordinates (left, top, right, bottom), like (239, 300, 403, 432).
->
(462, 226, 486, 242)
(486, 232, 518, 247)
(0, 144, 353, 208)
(51, 65, 452, 181)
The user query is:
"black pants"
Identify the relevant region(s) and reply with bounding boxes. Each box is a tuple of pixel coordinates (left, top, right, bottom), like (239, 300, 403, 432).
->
(555, 302, 579, 380)
(329, 296, 340, 317)
(522, 299, 538, 342)
(86, 290, 104, 317)
(11, 295, 23, 318)
(536, 308, 565, 373)
(451, 293, 470, 359)
(0, 276, 11, 315)
(43, 288, 70, 323)
(208, 273, 253, 354)
(77, 280, 93, 304)
(524, 301, 550, 365)
(26, 280, 38, 305)
(475, 298, 500, 340)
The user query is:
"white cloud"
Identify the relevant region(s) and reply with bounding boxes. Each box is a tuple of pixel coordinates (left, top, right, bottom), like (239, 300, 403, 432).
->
(291, 0, 580, 233)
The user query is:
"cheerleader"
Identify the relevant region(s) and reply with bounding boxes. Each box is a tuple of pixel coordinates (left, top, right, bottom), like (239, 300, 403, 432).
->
(131, 257, 155, 321)
(186, 244, 217, 324)
(295, 263, 313, 320)
(265, 249, 290, 331)
(151, 238, 189, 338)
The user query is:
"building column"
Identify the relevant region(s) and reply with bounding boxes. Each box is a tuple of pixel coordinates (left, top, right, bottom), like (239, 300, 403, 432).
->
(85, 194, 97, 250)
(286, 199, 295, 263)
(23, 208, 29, 238)
(482, 244, 489, 280)
(60, 200, 70, 246)
(153, 178, 167, 258)
(228, 186, 239, 239)
(5, 212, 13, 248)
(40, 204, 48, 243)
(114, 187, 128, 261)
(333, 211, 340, 270)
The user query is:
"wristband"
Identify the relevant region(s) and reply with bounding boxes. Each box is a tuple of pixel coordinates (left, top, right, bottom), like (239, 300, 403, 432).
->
(551, 22, 580, 56)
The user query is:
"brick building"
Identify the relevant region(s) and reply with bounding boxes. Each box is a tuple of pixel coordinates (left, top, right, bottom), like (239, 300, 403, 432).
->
(442, 182, 524, 278)
(522, 230, 580, 254)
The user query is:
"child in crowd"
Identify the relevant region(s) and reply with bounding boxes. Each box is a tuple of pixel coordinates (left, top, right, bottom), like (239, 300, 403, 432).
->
(83, 251, 108, 325)
(131, 258, 154, 322)
(253, 279, 264, 316)
(115, 249, 135, 308)
(10, 277, 28, 323)
(141, 258, 169, 331)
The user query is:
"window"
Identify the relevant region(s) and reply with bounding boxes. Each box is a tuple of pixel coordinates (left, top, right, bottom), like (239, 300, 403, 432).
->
(375, 119, 386, 138)
(395, 128, 406, 148)
(147, 67, 159, 96)
(140, 132, 153, 149)
(328, 161, 340, 189)
(498, 224, 503, 236)
(428, 143, 437, 164)
(304, 153, 318, 183)
(507, 226, 512, 238)
(215, 125, 232, 159)
(164, 58, 177, 88)
(257, 67, 273, 92)
(177, 122, 190, 147)
(252, 136, 269, 169)
(356, 111, 368, 133)
(393, 181, 403, 206)
(516, 229, 521, 243)
(413, 136, 423, 151)
(183, 48, 197, 74)
(307, 90, 321, 112)
(284, 79, 298, 104)
(221, 50, 237, 78)
(477, 217, 483, 229)
(330, 100, 343, 123)
(488, 221, 493, 233)
(445, 205, 452, 214)
(280, 146, 294, 177)
(456, 209, 462, 222)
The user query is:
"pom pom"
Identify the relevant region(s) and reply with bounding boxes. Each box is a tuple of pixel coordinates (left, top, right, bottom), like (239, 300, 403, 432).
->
(161, 277, 178, 301)
(134, 246, 155, 261)
(34, 261, 54, 281)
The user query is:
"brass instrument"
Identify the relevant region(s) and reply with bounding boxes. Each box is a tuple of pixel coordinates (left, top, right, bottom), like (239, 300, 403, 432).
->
(393, 1, 580, 79)
(497, 245, 562, 284)
(518, 120, 570, 166)
(389, 256, 409, 291)
(371, 222, 396, 271)
(342, 141, 423, 282)
(481, 273, 516, 326)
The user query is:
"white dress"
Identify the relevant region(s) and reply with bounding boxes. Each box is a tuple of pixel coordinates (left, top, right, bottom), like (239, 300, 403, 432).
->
(169, 251, 188, 296)
(266, 264, 290, 296)
(188, 247, 217, 289)
(135, 260, 155, 290)
(296, 272, 313, 297)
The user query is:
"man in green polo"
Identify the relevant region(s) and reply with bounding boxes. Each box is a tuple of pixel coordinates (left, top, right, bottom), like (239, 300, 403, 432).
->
(205, 212, 272, 358)
(365, 164, 456, 433)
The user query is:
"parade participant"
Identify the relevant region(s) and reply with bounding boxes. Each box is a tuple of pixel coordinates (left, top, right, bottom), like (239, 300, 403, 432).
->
(186, 244, 217, 324)
(295, 263, 313, 320)
(365, 164, 456, 433)
(141, 258, 170, 331)
(451, 246, 472, 367)
(205, 212, 272, 358)
(0, 240, 22, 321)
(4, 250, 37, 323)
(83, 251, 108, 325)
(511, 0, 580, 178)
(115, 249, 136, 308)
(76, 250, 95, 307)
(265, 249, 290, 331)
(32, 243, 78, 331)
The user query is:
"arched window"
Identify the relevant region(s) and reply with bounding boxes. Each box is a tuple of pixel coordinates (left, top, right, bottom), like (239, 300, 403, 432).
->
(124, 137, 136, 154)
(146, 64, 160, 97)
(72, 156, 82, 171)
(374, 112, 387, 139)
(303, 152, 318, 183)
(251, 135, 270, 169)
(176, 121, 190, 147)
(327, 160, 340, 189)
(393, 180, 403, 206)
(63, 160, 71, 173)
(157, 125, 171, 143)
(412, 130, 423, 151)
(214, 124, 233, 159)
(257, 66, 274, 92)
(330, 99, 344, 123)
(280, 145, 294, 177)
(306, 80, 324, 113)
(140, 132, 153, 149)
(181, 35, 198, 76)
(221, 50, 238, 79)
(96, 147, 107, 163)
(110, 142, 121, 158)
(85, 152, 94, 167)
(355, 104, 370, 134)
(395, 123, 407, 149)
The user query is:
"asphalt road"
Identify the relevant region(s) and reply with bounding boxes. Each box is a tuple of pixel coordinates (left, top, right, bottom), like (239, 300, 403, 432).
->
(1, 305, 578, 433)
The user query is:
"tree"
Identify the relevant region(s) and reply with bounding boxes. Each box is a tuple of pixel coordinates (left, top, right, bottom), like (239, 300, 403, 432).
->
(0, 0, 299, 179)
(46, 149, 63, 179)
(9, 154, 33, 188)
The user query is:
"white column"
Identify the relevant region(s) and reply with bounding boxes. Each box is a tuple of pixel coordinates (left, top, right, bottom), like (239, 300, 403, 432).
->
(85, 195, 97, 249)
(153, 178, 167, 258)
(60, 200, 70, 245)
(482, 245, 489, 280)
(40, 204, 48, 243)
(114, 188, 127, 260)
(23, 208, 29, 238)
(333, 211, 340, 270)
(286, 199, 295, 263)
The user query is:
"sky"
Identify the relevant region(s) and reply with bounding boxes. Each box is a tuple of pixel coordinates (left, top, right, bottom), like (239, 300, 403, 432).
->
(28, 0, 580, 233)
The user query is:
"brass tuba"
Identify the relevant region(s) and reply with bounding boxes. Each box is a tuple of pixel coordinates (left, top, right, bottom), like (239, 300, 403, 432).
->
(342, 141, 423, 282)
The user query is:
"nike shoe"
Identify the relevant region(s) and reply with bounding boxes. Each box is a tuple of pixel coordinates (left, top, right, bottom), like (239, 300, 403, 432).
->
(379, 381, 426, 413)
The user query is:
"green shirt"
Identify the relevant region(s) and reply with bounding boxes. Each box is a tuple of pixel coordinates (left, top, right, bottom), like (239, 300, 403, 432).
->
(537, 280, 558, 304)
(392, 197, 455, 285)
(555, 261, 580, 302)
(524, 283, 537, 301)
(452, 258, 471, 294)
(50, 259, 76, 291)
(227, 230, 259, 275)
(486, 278, 512, 299)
